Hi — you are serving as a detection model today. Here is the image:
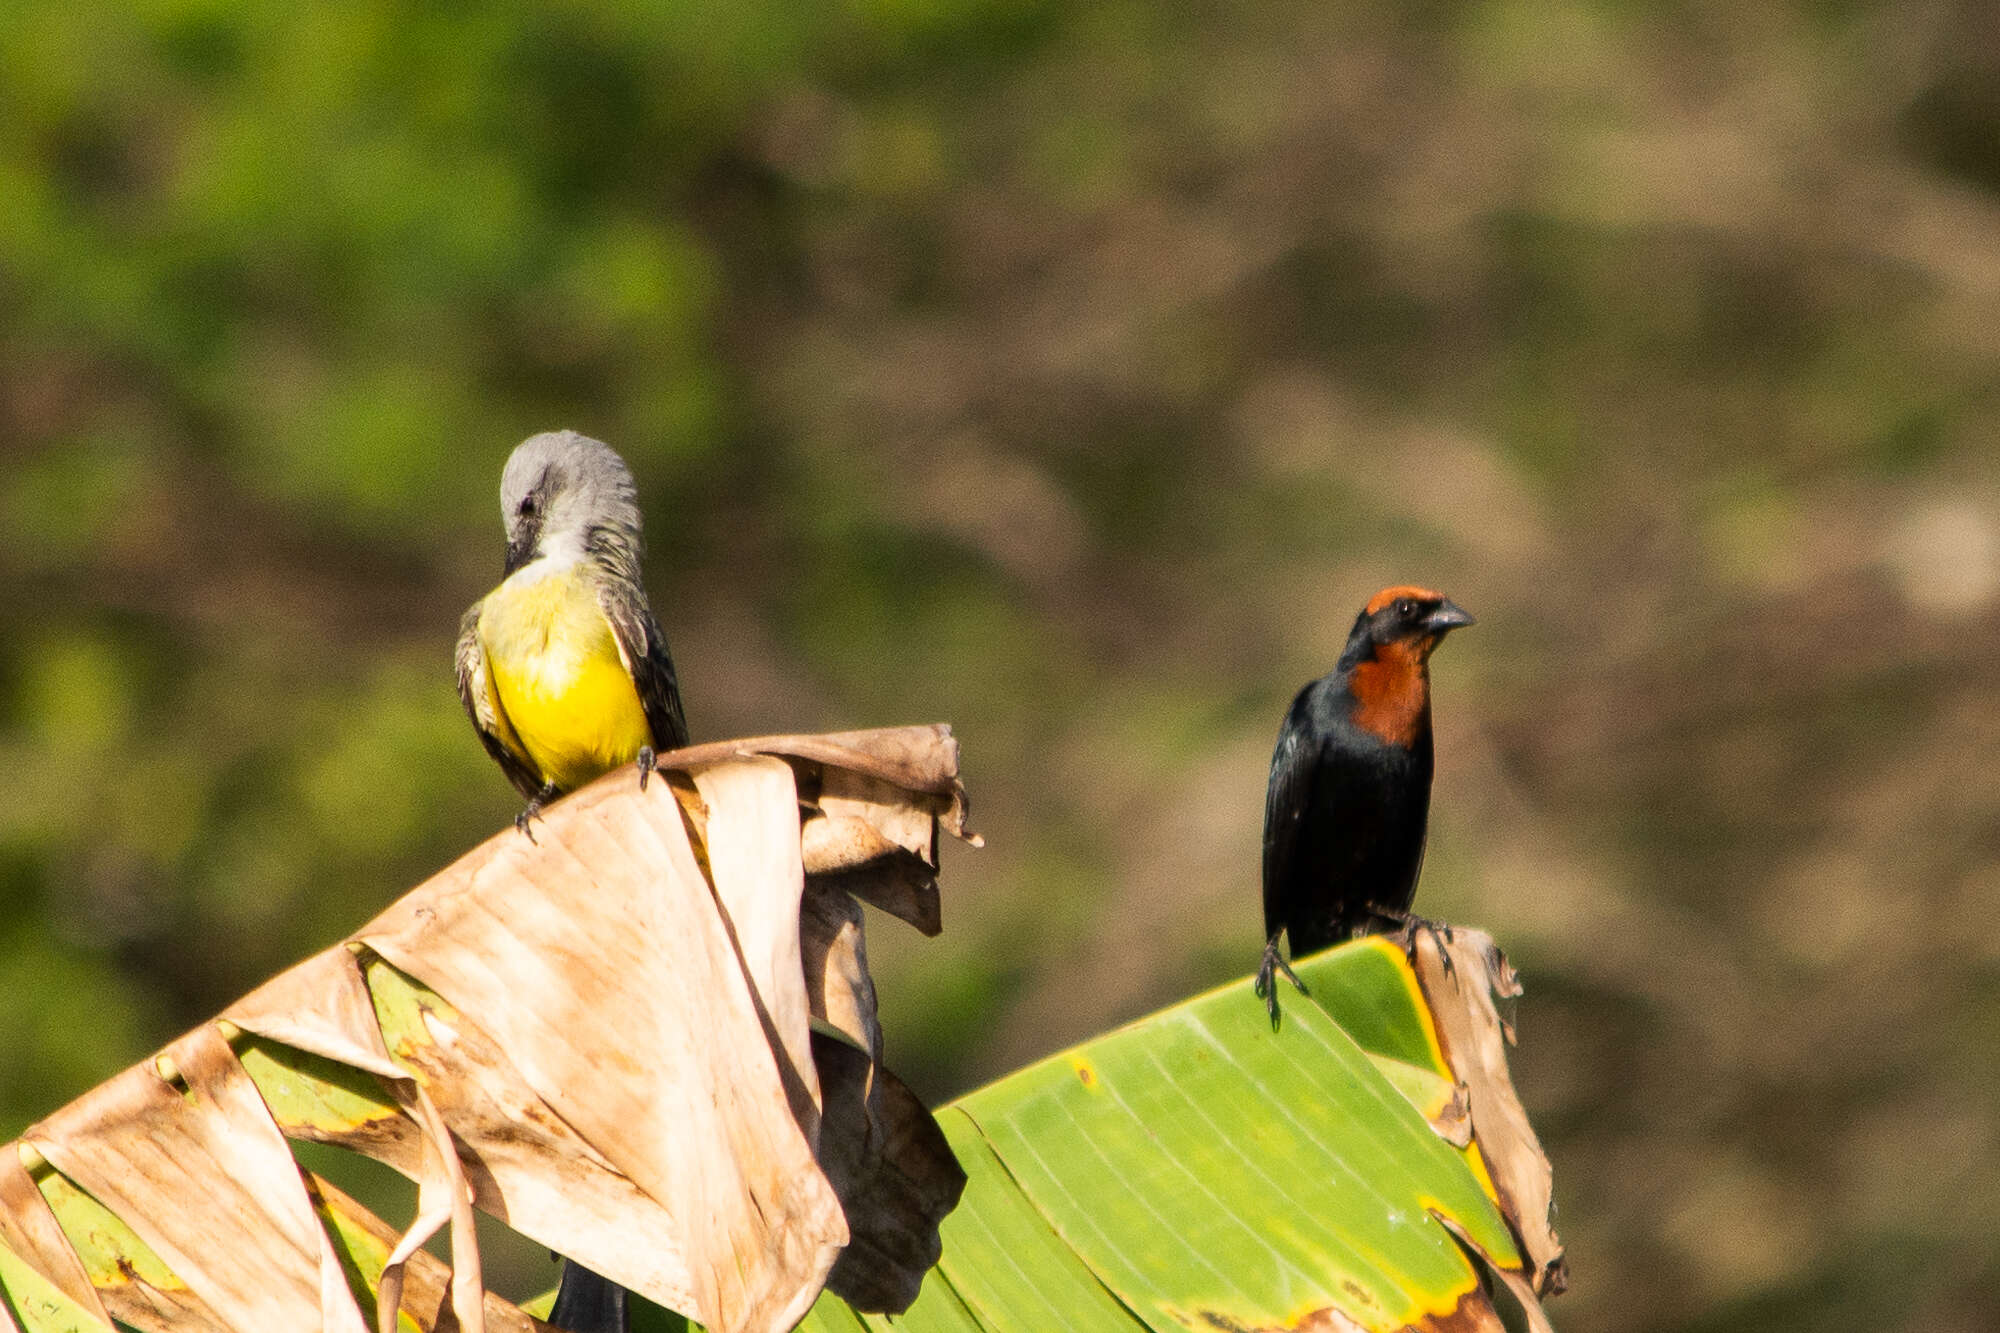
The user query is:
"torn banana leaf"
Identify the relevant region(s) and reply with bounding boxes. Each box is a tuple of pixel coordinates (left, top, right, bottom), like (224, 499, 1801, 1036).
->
(0, 727, 972, 1333)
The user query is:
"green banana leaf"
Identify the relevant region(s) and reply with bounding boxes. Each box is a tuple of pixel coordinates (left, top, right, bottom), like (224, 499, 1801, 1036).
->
(601, 936, 1542, 1333)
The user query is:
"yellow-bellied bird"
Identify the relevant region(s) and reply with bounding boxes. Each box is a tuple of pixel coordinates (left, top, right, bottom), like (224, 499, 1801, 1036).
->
(455, 430, 688, 1332)
(457, 430, 689, 833)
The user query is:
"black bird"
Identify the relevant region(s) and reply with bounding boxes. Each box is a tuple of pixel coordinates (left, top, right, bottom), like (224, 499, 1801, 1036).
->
(1255, 586, 1474, 1022)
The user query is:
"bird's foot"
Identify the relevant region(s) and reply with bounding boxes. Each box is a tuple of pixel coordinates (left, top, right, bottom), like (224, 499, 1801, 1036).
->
(1376, 907, 1455, 976)
(514, 783, 559, 843)
(636, 745, 655, 791)
(1254, 933, 1309, 1029)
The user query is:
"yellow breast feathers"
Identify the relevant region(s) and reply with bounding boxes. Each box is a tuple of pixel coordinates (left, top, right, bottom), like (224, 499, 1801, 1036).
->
(476, 563, 652, 794)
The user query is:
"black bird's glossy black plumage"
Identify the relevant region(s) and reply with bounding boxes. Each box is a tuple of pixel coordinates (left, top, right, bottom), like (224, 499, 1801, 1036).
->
(1262, 678, 1434, 955)
(1256, 588, 1472, 1021)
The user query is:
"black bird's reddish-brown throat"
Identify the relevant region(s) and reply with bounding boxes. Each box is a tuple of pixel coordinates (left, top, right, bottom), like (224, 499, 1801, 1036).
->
(1347, 584, 1453, 747)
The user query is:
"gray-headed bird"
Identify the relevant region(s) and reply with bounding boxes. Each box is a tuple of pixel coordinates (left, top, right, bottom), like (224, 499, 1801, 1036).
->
(455, 429, 688, 1333)
(456, 430, 689, 830)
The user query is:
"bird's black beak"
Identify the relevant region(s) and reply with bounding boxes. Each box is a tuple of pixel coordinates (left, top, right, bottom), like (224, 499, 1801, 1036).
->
(1423, 600, 1475, 634)
(502, 531, 537, 577)
(502, 507, 545, 577)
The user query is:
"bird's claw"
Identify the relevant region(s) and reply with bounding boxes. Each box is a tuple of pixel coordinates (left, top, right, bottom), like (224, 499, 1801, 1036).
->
(636, 745, 655, 791)
(1254, 934, 1308, 1029)
(1378, 907, 1455, 976)
(515, 783, 558, 843)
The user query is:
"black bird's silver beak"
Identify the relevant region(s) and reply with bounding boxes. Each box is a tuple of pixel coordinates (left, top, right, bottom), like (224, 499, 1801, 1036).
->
(1424, 600, 1475, 634)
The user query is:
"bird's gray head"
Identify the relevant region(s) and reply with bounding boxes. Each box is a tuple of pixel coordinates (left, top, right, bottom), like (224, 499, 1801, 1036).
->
(497, 430, 643, 575)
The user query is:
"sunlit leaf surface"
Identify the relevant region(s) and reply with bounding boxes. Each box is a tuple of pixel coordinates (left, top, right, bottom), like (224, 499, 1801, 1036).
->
(783, 936, 1555, 1333)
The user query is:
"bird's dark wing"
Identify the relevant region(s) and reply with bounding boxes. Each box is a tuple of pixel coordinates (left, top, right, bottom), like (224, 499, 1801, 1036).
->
(1261, 699, 1320, 944)
(548, 1259, 627, 1333)
(599, 580, 690, 751)
(454, 602, 547, 802)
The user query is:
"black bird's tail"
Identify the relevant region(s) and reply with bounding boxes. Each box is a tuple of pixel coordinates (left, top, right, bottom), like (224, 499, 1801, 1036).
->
(548, 1259, 628, 1333)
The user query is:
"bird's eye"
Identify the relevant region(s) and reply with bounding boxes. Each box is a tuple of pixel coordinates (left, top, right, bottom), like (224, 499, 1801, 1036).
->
(1395, 598, 1415, 617)
(519, 497, 537, 517)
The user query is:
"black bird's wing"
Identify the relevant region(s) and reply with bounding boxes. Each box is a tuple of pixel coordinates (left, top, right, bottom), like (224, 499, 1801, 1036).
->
(1261, 689, 1321, 946)
(599, 579, 690, 751)
(454, 602, 548, 802)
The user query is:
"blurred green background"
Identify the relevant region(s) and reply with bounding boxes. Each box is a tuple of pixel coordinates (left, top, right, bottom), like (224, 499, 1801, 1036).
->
(4, 1, 1999, 1328)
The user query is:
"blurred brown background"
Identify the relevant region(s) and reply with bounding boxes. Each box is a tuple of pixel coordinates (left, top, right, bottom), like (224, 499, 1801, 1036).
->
(4, 2, 1999, 1328)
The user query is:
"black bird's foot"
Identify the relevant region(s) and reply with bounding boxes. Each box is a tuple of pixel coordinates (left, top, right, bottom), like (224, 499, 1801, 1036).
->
(514, 782, 559, 843)
(636, 745, 655, 791)
(1254, 933, 1308, 1028)
(1376, 907, 1455, 976)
